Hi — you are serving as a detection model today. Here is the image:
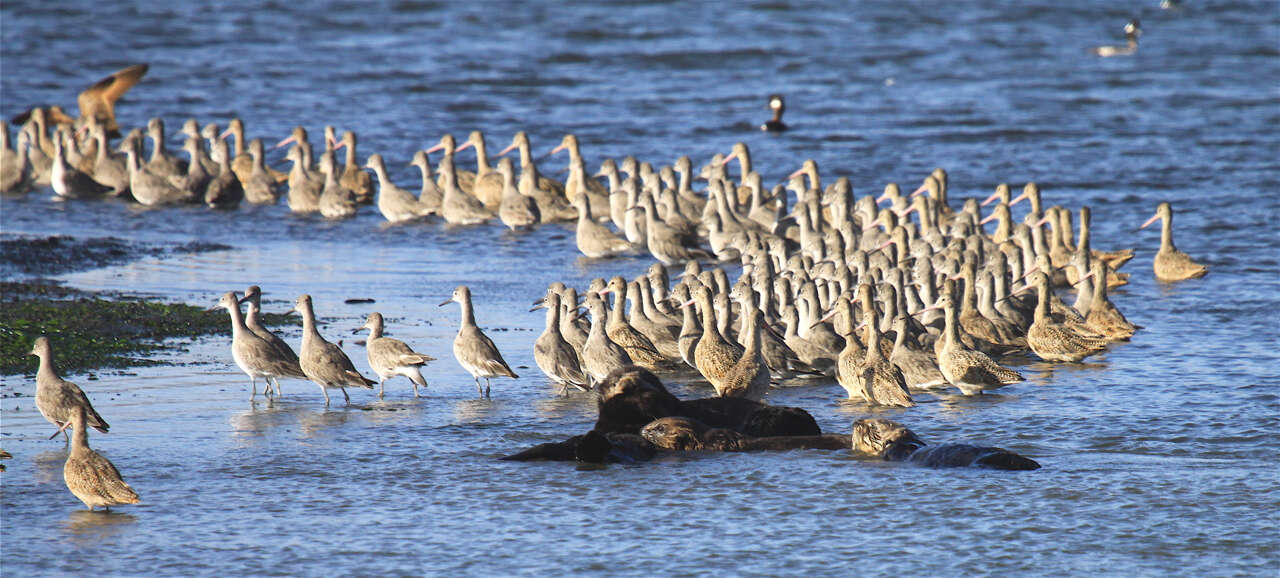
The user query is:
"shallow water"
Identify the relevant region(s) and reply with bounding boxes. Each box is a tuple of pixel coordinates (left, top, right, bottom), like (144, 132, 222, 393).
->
(2, 0, 1279, 575)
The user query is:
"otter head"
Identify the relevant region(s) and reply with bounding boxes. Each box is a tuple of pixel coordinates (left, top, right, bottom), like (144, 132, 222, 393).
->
(852, 418, 924, 458)
(641, 417, 709, 451)
(596, 366, 669, 403)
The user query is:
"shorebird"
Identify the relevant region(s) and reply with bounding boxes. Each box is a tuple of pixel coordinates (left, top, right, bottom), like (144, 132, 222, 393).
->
(212, 292, 305, 401)
(333, 130, 374, 204)
(495, 157, 540, 230)
(532, 291, 589, 393)
(364, 153, 432, 223)
(581, 292, 633, 385)
(410, 150, 443, 214)
(685, 285, 744, 392)
(935, 292, 1024, 395)
(854, 285, 914, 407)
(1025, 272, 1108, 362)
(354, 312, 435, 398)
(718, 309, 771, 401)
(51, 133, 112, 199)
(889, 316, 948, 390)
(439, 286, 517, 397)
(240, 285, 306, 396)
(29, 337, 110, 441)
(10, 63, 148, 138)
(1140, 201, 1208, 282)
(572, 193, 632, 258)
(62, 406, 139, 511)
(292, 294, 376, 406)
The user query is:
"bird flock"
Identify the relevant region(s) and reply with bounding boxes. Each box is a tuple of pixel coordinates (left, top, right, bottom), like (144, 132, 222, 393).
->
(8, 64, 1212, 511)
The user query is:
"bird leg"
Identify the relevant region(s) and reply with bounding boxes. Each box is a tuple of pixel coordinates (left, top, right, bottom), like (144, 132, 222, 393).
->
(250, 377, 258, 401)
(474, 377, 483, 397)
(49, 421, 74, 440)
(485, 378, 492, 398)
(342, 388, 351, 404)
(320, 385, 331, 407)
(378, 379, 386, 399)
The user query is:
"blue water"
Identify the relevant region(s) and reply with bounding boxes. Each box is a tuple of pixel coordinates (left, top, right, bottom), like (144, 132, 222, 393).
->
(2, 1, 1278, 575)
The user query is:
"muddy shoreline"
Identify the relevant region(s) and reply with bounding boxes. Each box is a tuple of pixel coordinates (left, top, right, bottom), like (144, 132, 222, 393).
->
(0, 235, 291, 376)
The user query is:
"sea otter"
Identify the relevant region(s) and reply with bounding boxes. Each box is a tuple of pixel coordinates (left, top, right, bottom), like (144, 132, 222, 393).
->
(852, 418, 1041, 471)
(502, 366, 823, 463)
(640, 417, 849, 452)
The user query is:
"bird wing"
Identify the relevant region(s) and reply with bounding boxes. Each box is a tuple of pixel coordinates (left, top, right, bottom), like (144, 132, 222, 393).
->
(78, 64, 149, 122)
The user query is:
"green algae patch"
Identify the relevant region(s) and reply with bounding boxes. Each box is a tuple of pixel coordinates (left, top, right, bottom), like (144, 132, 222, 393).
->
(0, 281, 295, 375)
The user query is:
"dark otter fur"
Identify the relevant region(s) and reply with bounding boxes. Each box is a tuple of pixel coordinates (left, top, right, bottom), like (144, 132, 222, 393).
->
(500, 431, 656, 464)
(641, 417, 850, 452)
(503, 366, 823, 462)
(852, 418, 1041, 471)
(592, 367, 820, 437)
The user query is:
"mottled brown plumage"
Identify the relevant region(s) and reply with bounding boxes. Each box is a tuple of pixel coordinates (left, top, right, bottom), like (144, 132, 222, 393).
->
(63, 406, 139, 510)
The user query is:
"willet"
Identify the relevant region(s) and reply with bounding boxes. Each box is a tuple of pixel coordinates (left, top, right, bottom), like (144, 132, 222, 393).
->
(439, 286, 517, 398)
(532, 292, 589, 393)
(240, 285, 306, 397)
(293, 294, 376, 406)
(29, 337, 110, 441)
(354, 312, 435, 398)
(212, 291, 305, 401)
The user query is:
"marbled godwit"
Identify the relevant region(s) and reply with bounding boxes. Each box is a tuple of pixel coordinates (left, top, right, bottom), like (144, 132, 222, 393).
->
(601, 277, 667, 368)
(854, 285, 914, 407)
(438, 155, 492, 225)
(1025, 271, 1108, 362)
(318, 151, 358, 219)
(426, 134, 477, 194)
(1140, 201, 1208, 282)
(222, 118, 288, 185)
(333, 130, 374, 204)
(355, 312, 435, 398)
(440, 286, 517, 398)
(239, 139, 280, 204)
(292, 294, 376, 406)
(936, 292, 1024, 395)
(1, 124, 33, 194)
(410, 150, 443, 214)
(30, 337, 109, 440)
(63, 406, 139, 511)
(10, 64, 147, 138)
(1085, 259, 1140, 341)
(144, 118, 186, 179)
(454, 130, 505, 209)
(283, 145, 322, 213)
(532, 292, 589, 393)
(204, 139, 244, 208)
(718, 310, 771, 401)
(685, 285, 744, 391)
